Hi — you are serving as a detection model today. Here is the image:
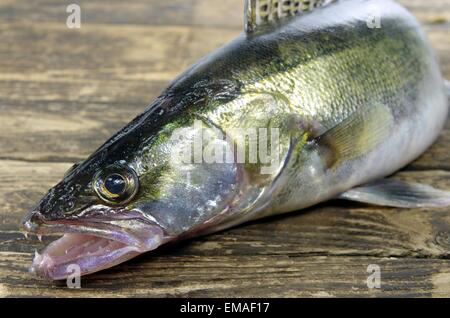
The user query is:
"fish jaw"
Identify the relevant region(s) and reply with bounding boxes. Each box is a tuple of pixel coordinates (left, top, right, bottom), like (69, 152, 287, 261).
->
(31, 234, 143, 280)
(21, 207, 167, 280)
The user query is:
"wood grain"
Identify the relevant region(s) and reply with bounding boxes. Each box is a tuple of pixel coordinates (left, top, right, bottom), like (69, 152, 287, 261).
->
(0, 0, 449, 297)
(1, 253, 450, 297)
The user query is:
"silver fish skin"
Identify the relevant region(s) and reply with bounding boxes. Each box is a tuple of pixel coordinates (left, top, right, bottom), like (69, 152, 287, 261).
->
(21, 0, 450, 280)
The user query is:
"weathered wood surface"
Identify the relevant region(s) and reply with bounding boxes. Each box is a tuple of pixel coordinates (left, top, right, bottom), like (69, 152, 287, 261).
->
(0, 0, 449, 297)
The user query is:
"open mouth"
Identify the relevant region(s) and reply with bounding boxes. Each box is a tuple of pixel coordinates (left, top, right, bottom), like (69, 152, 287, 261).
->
(32, 233, 143, 280)
(22, 208, 167, 280)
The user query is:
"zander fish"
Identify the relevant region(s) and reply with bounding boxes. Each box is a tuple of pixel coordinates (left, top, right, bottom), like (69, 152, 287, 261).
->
(22, 0, 450, 279)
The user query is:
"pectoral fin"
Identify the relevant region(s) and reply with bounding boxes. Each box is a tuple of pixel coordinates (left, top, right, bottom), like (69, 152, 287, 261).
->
(314, 103, 393, 169)
(338, 179, 450, 208)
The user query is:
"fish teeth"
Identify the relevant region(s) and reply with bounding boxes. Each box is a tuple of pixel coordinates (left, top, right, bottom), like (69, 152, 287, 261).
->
(23, 232, 29, 239)
(37, 234, 42, 242)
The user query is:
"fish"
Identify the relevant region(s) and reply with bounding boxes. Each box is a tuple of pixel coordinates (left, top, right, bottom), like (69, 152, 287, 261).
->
(21, 0, 450, 280)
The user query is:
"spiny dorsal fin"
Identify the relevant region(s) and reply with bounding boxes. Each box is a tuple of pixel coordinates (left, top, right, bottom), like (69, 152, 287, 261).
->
(245, 0, 338, 33)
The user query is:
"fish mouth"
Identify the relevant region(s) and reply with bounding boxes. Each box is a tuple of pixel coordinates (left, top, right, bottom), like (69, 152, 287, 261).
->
(21, 207, 167, 280)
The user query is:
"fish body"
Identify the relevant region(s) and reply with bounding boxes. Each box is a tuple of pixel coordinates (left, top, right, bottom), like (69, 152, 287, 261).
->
(22, 0, 450, 279)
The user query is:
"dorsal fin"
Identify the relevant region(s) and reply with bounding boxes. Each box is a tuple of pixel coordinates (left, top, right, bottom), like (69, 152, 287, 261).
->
(245, 0, 338, 33)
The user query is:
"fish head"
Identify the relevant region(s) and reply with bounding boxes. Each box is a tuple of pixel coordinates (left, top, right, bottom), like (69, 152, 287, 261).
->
(21, 97, 245, 280)
(21, 157, 167, 280)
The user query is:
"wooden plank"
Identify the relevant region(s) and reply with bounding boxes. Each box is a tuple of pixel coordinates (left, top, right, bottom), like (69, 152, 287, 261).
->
(399, 0, 450, 25)
(0, 0, 448, 28)
(0, 22, 238, 103)
(1, 253, 449, 297)
(0, 0, 244, 29)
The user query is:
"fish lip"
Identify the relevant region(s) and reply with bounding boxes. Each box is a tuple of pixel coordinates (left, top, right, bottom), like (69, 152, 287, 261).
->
(22, 206, 168, 248)
(26, 218, 163, 250)
(22, 207, 168, 280)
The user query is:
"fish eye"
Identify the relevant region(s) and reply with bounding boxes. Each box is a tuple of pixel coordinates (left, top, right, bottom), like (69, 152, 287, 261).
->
(93, 164, 139, 205)
(104, 174, 126, 195)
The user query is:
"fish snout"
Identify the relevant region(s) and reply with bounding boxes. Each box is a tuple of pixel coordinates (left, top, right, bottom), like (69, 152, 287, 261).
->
(21, 209, 45, 233)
